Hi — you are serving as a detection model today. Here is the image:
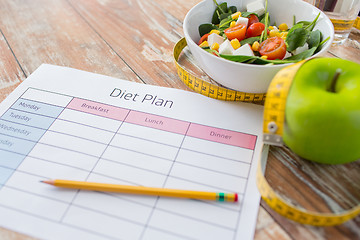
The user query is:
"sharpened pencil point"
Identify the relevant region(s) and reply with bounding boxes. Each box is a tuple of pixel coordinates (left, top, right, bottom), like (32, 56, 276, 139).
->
(41, 180, 54, 185)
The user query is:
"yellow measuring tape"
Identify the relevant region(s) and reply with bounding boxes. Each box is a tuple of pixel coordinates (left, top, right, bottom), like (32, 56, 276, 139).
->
(173, 38, 266, 103)
(173, 39, 360, 226)
(260, 60, 360, 226)
(354, 16, 360, 30)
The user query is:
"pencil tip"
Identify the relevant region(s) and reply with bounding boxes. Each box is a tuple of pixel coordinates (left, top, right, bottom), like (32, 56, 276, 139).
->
(41, 180, 54, 185)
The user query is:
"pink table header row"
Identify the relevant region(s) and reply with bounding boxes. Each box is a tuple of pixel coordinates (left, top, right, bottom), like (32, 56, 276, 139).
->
(67, 98, 256, 149)
(67, 98, 129, 121)
(126, 111, 189, 135)
(187, 123, 257, 150)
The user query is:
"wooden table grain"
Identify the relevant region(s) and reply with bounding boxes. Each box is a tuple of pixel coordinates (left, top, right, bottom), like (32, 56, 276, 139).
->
(0, 0, 359, 239)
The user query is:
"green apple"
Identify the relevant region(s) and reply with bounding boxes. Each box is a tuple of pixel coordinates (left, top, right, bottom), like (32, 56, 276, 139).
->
(283, 57, 360, 164)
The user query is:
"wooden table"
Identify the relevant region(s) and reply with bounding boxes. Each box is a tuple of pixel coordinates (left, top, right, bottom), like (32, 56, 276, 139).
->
(0, 0, 359, 239)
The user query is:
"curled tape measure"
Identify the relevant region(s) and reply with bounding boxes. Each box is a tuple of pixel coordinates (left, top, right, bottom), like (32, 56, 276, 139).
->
(260, 60, 360, 226)
(173, 38, 265, 103)
(354, 16, 360, 30)
(173, 40, 360, 226)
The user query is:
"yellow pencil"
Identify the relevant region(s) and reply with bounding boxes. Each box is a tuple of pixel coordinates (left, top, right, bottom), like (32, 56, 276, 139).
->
(41, 179, 238, 202)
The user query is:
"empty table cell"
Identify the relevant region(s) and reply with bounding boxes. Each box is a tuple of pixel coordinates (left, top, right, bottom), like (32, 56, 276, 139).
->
(102, 147, 173, 174)
(48, 119, 115, 144)
(38, 131, 107, 157)
(118, 122, 185, 146)
(17, 156, 89, 180)
(93, 160, 167, 187)
(0, 187, 69, 221)
(21, 88, 72, 108)
(63, 206, 144, 240)
(29, 144, 98, 171)
(58, 108, 122, 132)
(110, 134, 179, 160)
(176, 149, 250, 178)
(182, 136, 255, 164)
(169, 163, 247, 193)
(148, 210, 235, 239)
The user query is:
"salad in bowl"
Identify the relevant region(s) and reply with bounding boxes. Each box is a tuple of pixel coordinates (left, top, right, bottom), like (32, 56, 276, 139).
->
(183, 0, 334, 93)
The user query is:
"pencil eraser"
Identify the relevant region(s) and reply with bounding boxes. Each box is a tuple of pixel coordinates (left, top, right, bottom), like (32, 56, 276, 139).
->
(234, 193, 238, 202)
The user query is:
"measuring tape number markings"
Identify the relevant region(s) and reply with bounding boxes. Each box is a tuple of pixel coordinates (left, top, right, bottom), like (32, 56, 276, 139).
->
(173, 39, 360, 226)
(173, 38, 266, 103)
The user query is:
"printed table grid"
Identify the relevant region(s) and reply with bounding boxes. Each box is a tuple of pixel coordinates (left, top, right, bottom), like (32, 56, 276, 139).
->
(0, 87, 258, 240)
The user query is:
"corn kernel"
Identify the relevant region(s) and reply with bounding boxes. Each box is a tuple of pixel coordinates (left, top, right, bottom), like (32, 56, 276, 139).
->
(199, 41, 209, 48)
(261, 55, 268, 59)
(280, 31, 288, 38)
(230, 39, 241, 50)
(269, 29, 280, 38)
(252, 41, 260, 51)
(211, 42, 220, 51)
(209, 29, 220, 35)
(278, 23, 288, 31)
(231, 11, 241, 19)
(268, 26, 274, 30)
(230, 21, 236, 28)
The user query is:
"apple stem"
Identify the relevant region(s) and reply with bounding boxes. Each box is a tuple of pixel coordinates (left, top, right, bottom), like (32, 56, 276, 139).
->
(327, 69, 341, 93)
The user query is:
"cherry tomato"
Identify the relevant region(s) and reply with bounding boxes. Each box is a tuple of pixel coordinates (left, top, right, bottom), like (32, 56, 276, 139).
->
(247, 14, 259, 27)
(259, 37, 287, 60)
(198, 33, 210, 45)
(246, 22, 265, 38)
(224, 24, 247, 41)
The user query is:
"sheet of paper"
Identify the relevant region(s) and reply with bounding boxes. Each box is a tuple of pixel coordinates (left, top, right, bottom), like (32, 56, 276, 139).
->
(0, 64, 266, 240)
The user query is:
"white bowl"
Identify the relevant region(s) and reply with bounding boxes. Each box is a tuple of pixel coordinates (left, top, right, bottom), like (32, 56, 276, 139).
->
(183, 0, 334, 93)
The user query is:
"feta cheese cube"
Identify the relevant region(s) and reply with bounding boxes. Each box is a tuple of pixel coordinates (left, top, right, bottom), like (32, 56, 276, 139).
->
(207, 33, 224, 47)
(293, 43, 309, 55)
(246, 0, 265, 16)
(236, 17, 249, 26)
(284, 51, 292, 59)
(219, 40, 234, 55)
(233, 43, 255, 56)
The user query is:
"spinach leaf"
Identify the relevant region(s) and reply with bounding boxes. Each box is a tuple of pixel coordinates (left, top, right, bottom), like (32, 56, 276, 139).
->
(307, 29, 321, 50)
(199, 24, 217, 37)
(305, 13, 320, 31)
(241, 12, 258, 18)
(220, 54, 299, 64)
(240, 36, 260, 45)
(285, 47, 317, 60)
(212, 2, 228, 24)
(286, 27, 309, 52)
(205, 48, 220, 57)
(218, 16, 233, 30)
(259, 12, 269, 42)
(296, 21, 312, 29)
(220, 55, 255, 63)
(219, 12, 232, 22)
(211, 1, 237, 24)
(229, 6, 237, 14)
(287, 23, 304, 36)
